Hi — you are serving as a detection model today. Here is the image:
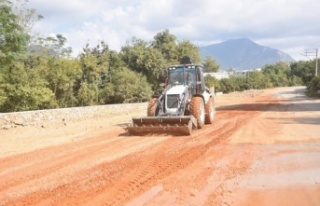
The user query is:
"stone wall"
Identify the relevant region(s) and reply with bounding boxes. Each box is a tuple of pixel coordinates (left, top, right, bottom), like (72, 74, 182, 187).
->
(0, 103, 148, 129)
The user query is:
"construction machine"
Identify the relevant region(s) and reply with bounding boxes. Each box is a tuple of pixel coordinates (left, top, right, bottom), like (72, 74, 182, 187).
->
(128, 56, 215, 135)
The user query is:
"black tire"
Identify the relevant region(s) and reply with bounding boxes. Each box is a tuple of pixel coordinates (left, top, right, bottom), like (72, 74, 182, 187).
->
(147, 98, 158, 116)
(205, 97, 215, 124)
(190, 96, 205, 128)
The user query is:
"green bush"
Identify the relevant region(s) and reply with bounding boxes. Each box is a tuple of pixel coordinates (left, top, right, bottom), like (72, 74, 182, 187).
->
(204, 75, 220, 91)
(306, 76, 320, 97)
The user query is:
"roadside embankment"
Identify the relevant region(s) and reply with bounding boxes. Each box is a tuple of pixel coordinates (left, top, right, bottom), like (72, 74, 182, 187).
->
(0, 103, 148, 130)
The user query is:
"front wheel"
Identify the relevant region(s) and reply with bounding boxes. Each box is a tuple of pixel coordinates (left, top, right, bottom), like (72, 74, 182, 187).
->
(205, 97, 215, 124)
(190, 97, 205, 128)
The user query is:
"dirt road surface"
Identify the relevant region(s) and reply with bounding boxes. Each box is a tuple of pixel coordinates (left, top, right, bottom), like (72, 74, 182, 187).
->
(0, 86, 319, 206)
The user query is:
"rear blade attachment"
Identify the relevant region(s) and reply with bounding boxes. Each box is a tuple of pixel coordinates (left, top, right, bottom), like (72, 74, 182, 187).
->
(128, 116, 197, 136)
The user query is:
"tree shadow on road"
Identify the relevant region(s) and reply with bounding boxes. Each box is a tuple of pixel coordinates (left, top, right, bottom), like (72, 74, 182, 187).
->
(217, 102, 320, 112)
(267, 117, 320, 125)
(275, 87, 306, 95)
(272, 87, 320, 102)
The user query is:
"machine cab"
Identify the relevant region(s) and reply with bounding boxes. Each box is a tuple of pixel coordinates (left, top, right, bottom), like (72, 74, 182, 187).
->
(168, 66, 196, 85)
(167, 65, 205, 95)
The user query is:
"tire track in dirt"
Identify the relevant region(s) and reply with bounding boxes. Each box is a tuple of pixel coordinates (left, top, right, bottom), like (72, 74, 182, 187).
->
(0, 131, 169, 205)
(202, 144, 258, 206)
(42, 109, 262, 205)
(96, 107, 264, 206)
(1, 135, 121, 185)
(1, 111, 246, 206)
(0, 135, 122, 190)
(0, 92, 280, 206)
(0, 129, 122, 176)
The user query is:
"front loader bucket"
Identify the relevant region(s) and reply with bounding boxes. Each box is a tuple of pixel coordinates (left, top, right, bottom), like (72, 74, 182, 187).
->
(128, 116, 197, 136)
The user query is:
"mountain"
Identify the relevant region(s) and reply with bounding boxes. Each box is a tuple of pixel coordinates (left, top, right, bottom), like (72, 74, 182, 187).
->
(200, 38, 295, 70)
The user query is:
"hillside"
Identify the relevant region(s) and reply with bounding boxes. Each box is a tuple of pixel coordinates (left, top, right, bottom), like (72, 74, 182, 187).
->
(200, 38, 295, 70)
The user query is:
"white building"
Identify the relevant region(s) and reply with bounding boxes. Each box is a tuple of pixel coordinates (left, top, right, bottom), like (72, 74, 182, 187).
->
(204, 71, 230, 80)
(204, 68, 262, 79)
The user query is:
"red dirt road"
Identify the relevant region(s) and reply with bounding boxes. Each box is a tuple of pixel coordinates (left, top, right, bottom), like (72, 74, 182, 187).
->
(0, 87, 319, 206)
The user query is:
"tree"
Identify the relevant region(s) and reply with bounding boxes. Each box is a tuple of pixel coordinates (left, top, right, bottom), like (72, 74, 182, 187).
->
(77, 42, 111, 105)
(139, 47, 166, 92)
(10, 0, 43, 43)
(99, 67, 152, 103)
(262, 62, 291, 87)
(0, 2, 29, 65)
(121, 38, 149, 74)
(0, 2, 54, 112)
(203, 56, 219, 72)
(34, 34, 72, 58)
(290, 60, 315, 85)
(306, 76, 320, 97)
(247, 71, 272, 89)
(47, 58, 81, 107)
(121, 38, 166, 92)
(176, 40, 201, 63)
(77, 81, 97, 106)
(152, 29, 178, 64)
(219, 78, 237, 93)
(204, 75, 220, 91)
(25, 35, 81, 108)
(232, 76, 249, 91)
(0, 62, 54, 112)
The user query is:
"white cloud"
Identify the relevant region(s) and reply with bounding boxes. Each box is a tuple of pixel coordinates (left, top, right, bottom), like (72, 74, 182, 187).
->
(27, 0, 320, 60)
(256, 35, 320, 61)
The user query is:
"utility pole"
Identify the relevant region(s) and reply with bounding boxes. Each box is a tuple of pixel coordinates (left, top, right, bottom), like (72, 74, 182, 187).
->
(317, 49, 318, 76)
(304, 49, 318, 76)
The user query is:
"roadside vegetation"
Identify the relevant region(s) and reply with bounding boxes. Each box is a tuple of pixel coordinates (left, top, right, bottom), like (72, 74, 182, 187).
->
(205, 60, 317, 94)
(0, 0, 318, 112)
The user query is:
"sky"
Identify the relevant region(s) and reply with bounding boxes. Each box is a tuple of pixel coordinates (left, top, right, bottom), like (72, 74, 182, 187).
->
(26, 0, 320, 61)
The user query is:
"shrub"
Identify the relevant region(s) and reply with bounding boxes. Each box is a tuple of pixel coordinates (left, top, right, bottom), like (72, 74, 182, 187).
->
(306, 76, 320, 97)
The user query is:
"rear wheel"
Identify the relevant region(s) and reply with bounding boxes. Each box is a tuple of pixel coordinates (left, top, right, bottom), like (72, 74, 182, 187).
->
(205, 97, 215, 124)
(147, 98, 158, 116)
(190, 97, 205, 128)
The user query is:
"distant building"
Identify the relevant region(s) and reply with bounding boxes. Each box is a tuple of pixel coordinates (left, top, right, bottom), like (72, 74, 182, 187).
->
(230, 68, 262, 77)
(205, 68, 262, 79)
